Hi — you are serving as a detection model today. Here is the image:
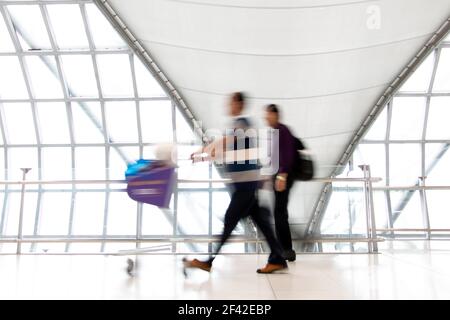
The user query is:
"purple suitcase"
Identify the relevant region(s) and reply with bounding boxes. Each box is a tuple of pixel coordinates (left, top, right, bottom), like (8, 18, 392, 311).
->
(126, 165, 176, 208)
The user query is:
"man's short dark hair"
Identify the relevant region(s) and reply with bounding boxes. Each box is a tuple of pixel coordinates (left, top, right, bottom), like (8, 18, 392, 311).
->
(266, 104, 279, 114)
(232, 92, 246, 108)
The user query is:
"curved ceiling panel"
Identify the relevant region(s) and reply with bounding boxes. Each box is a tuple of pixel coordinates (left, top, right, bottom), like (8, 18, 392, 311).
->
(111, 0, 448, 55)
(142, 37, 426, 97)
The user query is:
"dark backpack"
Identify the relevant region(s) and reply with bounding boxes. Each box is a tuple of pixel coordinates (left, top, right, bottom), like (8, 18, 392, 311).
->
(291, 137, 314, 181)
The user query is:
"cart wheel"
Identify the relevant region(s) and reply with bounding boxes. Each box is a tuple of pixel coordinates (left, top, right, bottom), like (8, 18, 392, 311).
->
(182, 257, 189, 278)
(126, 258, 135, 276)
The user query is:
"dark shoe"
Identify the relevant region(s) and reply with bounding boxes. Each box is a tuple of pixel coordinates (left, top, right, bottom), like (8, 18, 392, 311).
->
(182, 258, 212, 272)
(257, 263, 288, 274)
(284, 250, 296, 262)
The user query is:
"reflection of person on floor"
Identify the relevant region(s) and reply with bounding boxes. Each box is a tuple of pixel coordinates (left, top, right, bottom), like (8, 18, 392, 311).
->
(265, 104, 297, 262)
(184, 92, 288, 274)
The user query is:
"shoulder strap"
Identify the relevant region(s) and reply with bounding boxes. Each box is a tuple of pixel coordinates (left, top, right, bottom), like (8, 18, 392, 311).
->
(293, 136, 305, 151)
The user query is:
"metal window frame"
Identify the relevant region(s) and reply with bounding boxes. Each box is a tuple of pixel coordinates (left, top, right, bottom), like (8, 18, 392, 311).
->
(0, 0, 224, 254)
(307, 17, 450, 238)
(1, 4, 45, 250)
(93, 0, 208, 144)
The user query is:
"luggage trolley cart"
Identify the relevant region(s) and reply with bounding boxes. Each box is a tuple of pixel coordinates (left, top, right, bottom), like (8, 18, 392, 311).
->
(122, 159, 176, 275)
(121, 149, 265, 276)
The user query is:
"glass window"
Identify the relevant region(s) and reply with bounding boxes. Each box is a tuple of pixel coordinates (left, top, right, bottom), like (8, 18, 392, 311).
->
(46, 4, 89, 50)
(7, 147, 39, 181)
(212, 192, 232, 235)
(16, 32, 31, 51)
(134, 55, 166, 97)
(323, 172, 367, 235)
(3, 192, 38, 236)
(177, 192, 209, 235)
(425, 143, 445, 173)
(139, 101, 173, 143)
(426, 144, 450, 185)
(71, 102, 104, 143)
(345, 188, 366, 235)
(320, 38, 450, 239)
(0, 191, 5, 230)
(389, 144, 421, 186)
(60, 55, 98, 97)
(97, 54, 134, 97)
(74, 147, 105, 182)
(141, 205, 173, 235)
(433, 48, 450, 93)
(41, 147, 72, 182)
(104, 101, 138, 143)
(36, 102, 70, 144)
(25, 56, 64, 99)
(38, 192, 71, 235)
(109, 146, 139, 180)
(426, 97, 450, 140)
(427, 190, 450, 229)
(176, 107, 199, 144)
(1, 103, 36, 144)
(72, 192, 105, 236)
(85, 3, 126, 49)
(320, 191, 351, 235)
(398, 53, 434, 93)
(0, 14, 14, 52)
(7, 5, 52, 51)
(106, 192, 137, 235)
(391, 191, 424, 229)
(373, 191, 389, 230)
(389, 97, 426, 140)
(353, 144, 386, 185)
(178, 146, 209, 189)
(0, 148, 4, 180)
(0, 56, 28, 99)
(363, 108, 387, 140)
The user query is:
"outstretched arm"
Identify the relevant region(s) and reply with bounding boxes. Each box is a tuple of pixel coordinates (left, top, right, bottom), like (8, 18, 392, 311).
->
(191, 135, 234, 162)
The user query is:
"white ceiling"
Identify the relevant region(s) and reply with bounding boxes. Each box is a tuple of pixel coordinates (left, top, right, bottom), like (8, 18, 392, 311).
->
(107, 0, 450, 228)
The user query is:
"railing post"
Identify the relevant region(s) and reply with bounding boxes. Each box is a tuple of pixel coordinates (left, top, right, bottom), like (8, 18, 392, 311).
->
(419, 176, 431, 240)
(359, 165, 376, 253)
(17, 168, 31, 255)
(366, 166, 378, 253)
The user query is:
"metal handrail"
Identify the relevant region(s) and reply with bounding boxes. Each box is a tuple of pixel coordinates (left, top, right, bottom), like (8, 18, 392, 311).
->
(0, 167, 382, 254)
(377, 228, 450, 232)
(0, 177, 382, 185)
(373, 185, 450, 191)
(0, 236, 385, 244)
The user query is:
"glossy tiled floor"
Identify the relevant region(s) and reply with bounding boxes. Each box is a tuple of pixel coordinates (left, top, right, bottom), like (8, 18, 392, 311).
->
(1, 241, 450, 299)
